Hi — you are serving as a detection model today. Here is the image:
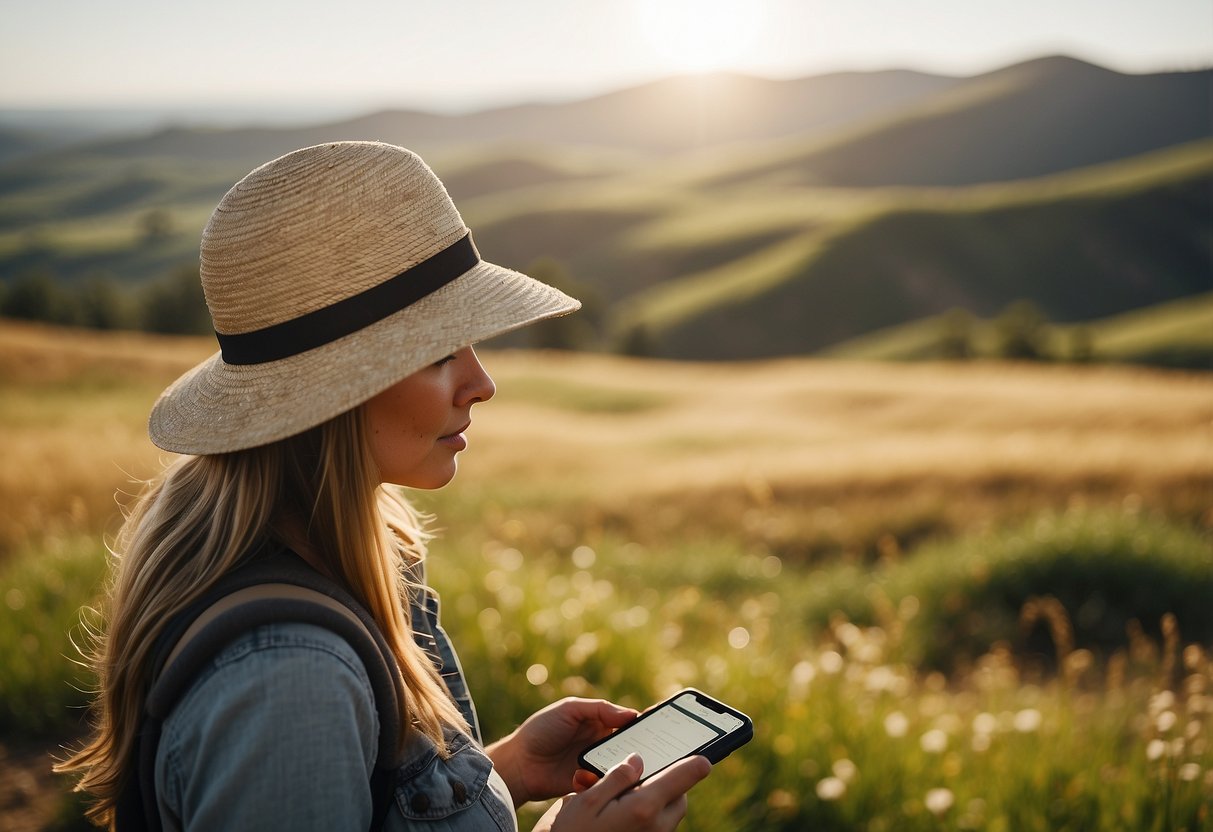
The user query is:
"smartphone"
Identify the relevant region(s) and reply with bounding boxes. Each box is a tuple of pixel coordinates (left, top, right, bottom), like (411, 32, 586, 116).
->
(578, 688, 753, 782)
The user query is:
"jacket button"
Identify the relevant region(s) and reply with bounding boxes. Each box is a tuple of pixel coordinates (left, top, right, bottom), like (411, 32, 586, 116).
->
(451, 780, 468, 802)
(410, 792, 431, 813)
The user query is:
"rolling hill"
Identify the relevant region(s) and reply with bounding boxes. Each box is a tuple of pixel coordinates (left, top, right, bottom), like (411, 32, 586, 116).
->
(612, 141, 1213, 359)
(1, 55, 1209, 362)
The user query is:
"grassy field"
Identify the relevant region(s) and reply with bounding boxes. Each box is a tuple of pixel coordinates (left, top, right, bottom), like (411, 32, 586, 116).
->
(1, 320, 1211, 830)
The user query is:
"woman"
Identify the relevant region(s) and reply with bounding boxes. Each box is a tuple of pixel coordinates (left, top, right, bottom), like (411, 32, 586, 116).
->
(58, 141, 711, 830)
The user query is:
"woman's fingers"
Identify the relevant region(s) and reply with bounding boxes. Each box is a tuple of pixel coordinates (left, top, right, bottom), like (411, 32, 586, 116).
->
(571, 768, 600, 793)
(577, 754, 644, 810)
(634, 755, 712, 803)
(548, 755, 712, 832)
(595, 701, 640, 728)
(598, 756, 711, 830)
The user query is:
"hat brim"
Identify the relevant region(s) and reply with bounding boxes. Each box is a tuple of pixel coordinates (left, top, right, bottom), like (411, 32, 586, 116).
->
(148, 260, 579, 455)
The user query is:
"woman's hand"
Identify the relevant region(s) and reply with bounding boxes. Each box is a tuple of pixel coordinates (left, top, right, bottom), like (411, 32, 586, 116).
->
(486, 697, 639, 806)
(534, 753, 711, 832)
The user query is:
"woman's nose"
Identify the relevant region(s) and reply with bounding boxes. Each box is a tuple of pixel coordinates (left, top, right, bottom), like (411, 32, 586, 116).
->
(457, 347, 496, 405)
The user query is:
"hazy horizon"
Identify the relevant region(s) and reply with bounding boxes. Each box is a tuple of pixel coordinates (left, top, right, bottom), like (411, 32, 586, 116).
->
(2, 0, 1209, 121)
(3, 52, 1210, 140)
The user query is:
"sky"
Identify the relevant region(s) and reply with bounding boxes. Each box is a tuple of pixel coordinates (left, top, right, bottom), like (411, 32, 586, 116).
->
(1, 0, 1210, 116)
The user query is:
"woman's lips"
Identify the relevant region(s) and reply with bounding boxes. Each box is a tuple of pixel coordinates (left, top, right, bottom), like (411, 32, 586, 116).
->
(439, 423, 470, 450)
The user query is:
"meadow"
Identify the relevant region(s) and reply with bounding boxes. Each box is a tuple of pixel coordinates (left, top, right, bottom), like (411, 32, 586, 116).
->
(1, 320, 1211, 830)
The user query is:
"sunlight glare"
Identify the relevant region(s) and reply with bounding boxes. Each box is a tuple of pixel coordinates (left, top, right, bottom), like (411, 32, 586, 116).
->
(637, 0, 766, 73)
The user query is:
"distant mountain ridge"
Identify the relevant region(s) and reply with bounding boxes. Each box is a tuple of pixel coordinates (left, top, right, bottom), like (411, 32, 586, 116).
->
(8, 55, 1203, 194)
(33, 68, 961, 166)
(697, 56, 1213, 187)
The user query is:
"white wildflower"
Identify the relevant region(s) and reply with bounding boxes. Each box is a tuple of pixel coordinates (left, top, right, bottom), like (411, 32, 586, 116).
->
(819, 650, 844, 674)
(972, 712, 998, 735)
(816, 777, 846, 801)
(1013, 708, 1042, 733)
(920, 729, 948, 753)
(832, 758, 857, 783)
(925, 787, 955, 816)
(884, 711, 909, 738)
(1148, 690, 1176, 716)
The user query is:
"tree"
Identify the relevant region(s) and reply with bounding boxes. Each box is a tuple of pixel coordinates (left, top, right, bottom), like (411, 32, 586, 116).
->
(139, 265, 211, 334)
(994, 300, 1051, 361)
(139, 208, 176, 244)
(76, 275, 136, 330)
(0, 270, 80, 325)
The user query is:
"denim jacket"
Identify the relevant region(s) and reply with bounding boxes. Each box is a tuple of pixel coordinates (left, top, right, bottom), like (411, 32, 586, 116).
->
(155, 587, 516, 831)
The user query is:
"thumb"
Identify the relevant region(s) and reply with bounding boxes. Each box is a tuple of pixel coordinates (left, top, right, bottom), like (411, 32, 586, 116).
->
(581, 754, 643, 809)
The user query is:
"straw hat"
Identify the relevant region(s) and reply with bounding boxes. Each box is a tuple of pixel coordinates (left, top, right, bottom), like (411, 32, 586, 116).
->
(148, 141, 579, 455)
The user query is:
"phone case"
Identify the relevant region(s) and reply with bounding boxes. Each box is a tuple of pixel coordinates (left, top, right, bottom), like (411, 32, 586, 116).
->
(577, 688, 754, 777)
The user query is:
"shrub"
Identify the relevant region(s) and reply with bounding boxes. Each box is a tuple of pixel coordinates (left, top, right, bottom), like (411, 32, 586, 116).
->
(801, 509, 1213, 672)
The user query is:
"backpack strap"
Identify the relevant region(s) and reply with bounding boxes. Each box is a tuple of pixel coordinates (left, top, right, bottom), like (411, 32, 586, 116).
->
(117, 549, 404, 831)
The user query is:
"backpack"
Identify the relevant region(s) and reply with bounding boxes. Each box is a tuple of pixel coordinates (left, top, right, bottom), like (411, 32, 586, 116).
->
(115, 548, 404, 831)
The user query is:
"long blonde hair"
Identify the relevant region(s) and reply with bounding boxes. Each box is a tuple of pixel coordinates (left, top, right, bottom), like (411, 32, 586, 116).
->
(56, 406, 468, 828)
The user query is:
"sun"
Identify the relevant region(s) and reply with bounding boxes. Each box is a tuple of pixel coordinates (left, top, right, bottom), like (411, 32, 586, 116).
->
(637, 0, 766, 74)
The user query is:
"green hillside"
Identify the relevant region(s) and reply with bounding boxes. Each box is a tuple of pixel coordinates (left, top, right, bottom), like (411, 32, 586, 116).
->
(4, 140, 1210, 358)
(1087, 292, 1213, 364)
(617, 141, 1213, 359)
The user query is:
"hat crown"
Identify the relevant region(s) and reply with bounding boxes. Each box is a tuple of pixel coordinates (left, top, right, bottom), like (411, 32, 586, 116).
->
(149, 141, 579, 455)
(201, 142, 467, 335)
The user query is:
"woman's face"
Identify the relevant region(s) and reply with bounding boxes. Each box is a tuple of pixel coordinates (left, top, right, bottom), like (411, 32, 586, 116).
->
(364, 346, 496, 489)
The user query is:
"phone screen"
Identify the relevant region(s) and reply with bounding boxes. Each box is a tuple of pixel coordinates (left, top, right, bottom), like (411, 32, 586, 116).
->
(581, 692, 746, 778)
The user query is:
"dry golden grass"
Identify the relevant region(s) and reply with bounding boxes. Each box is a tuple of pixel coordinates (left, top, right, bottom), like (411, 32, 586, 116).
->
(476, 351, 1213, 491)
(0, 322, 214, 553)
(0, 319, 216, 383)
(2, 319, 1210, 557)
(464, 351, 1213, 561)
